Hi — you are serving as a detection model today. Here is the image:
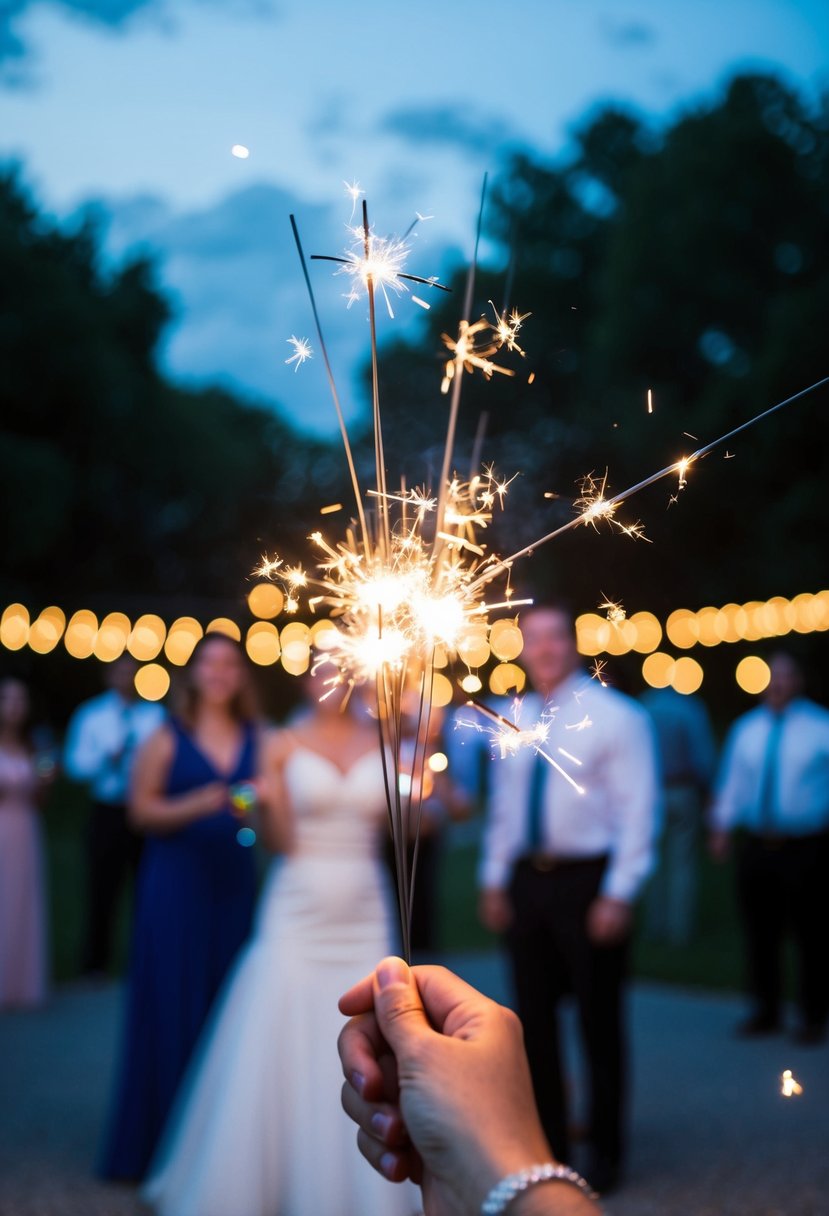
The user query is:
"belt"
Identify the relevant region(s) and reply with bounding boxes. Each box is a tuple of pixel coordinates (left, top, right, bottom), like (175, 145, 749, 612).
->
(519, 852, 609, 874)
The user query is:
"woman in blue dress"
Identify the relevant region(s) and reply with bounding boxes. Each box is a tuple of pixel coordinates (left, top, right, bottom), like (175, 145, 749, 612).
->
(100, 633, 260, 1181)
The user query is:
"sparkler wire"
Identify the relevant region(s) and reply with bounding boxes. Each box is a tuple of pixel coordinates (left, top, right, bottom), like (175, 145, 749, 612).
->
(435, 173, 488, 536)
(473, 373, 829, 590)
(289, 215, 369, 549)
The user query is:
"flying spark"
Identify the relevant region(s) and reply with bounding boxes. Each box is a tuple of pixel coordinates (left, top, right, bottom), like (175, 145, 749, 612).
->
(285, 335, 313, 370)
(781, 1070, 803, 1097)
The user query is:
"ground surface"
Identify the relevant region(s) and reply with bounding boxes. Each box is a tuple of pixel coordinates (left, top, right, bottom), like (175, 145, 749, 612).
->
(1, 954, 827, 1216)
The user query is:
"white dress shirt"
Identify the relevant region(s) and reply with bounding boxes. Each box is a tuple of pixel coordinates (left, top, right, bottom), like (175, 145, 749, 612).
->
(479, 672, 660, 903)
(711, 698, 829, 836)
(64, 691, 165, 804)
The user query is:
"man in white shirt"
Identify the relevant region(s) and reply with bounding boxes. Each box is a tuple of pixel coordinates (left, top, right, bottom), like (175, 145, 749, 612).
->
(710, 651, 829, 1044)
(478, 602, 659, 1195)
(64, 655, 165, 975)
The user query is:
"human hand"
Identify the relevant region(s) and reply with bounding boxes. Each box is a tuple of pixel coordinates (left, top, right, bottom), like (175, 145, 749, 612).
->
(708, 829, 730, 863)
(586, 896, 632, 945)
(478, 887, 513, 934)
(338, 957, 559, 1216)
(197, 781, 229, 815)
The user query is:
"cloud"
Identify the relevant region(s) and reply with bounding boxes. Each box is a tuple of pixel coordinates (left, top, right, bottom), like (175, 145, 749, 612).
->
(1, 0, 278, 80)
(600, 16, 657, 49)
(76, 182, 408, 435)
(379, 103, 517, 157)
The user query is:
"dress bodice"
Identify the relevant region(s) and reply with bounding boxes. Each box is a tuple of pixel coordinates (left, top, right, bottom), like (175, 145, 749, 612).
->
(0, 748, 38, 811)
(282, 746, 388, 860)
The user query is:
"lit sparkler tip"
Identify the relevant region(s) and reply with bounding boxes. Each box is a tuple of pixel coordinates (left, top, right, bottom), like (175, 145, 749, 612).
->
(781, 1069, 803, 1097)
(285, 335, 313, 370)
(255, 554, 283, 579)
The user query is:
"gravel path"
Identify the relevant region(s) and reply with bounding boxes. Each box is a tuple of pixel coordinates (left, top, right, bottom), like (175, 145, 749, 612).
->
(1, 957, 827, 1215)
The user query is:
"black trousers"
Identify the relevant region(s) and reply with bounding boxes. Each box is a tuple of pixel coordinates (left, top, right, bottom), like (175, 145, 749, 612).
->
(506, 856, 628, 1168)
(736, 831, 829, 1028)
(82, 802, 143, 974)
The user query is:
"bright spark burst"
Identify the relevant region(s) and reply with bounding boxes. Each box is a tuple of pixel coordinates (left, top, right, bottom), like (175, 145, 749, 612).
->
(781, 1069, 803, 1097)
(344, 179, 363, 219)
(489, 302, 531, 355)
(285, 335, 313, 371)
(259, 469, 515, 690)
(575, 471, 648, 541)
(461, 698, 586, 795)
(590, 659, 609, 686)
(441, 313, 523, 395)
(599, 596, 626, 624)
(313, 223, 447, 318)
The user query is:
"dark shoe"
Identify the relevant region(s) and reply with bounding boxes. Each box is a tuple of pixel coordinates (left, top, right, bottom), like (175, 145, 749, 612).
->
(792, 1023, 826, 1046)
(735, 1014, 781, 1038)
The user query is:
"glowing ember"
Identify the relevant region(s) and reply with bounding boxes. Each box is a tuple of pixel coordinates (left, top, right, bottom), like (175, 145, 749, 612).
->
(781, 1070, 803, 1097)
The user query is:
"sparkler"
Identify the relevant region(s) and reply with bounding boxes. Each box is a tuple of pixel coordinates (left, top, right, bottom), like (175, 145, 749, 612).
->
(272, 183, 828, 961)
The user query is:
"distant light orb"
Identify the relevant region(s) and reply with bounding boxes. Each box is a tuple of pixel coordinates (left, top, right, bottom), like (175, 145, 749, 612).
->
(236, 826, 257, 848)
(231, 144, 250, 159)
(736, 655, 771, 696)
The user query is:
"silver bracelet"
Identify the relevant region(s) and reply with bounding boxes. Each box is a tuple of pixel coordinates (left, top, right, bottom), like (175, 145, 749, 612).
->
(481, 1162, 599, 1214)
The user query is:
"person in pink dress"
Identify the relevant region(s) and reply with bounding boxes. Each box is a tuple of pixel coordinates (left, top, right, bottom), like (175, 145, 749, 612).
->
(0, 677, 50, 1008)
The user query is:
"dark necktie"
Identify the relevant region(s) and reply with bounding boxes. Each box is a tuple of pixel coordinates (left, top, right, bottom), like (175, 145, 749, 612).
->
(526, 749, 549, 852)
(757, 712, 784, 835)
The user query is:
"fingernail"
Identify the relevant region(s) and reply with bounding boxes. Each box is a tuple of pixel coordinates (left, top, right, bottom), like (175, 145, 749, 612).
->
(371, 1111, 392, 1138)
(377, 957, 409, 990)
(380, 1151, 398, 1178)
(350, 1071, 365, 1095)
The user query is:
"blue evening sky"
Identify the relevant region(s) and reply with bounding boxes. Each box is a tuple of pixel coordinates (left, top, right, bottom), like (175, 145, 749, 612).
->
(2, 0, 828, 432)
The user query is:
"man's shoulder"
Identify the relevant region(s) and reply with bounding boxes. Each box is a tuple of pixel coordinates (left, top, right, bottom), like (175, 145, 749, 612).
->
(584, 681, 650, 725)
(69, 691, 113, 722)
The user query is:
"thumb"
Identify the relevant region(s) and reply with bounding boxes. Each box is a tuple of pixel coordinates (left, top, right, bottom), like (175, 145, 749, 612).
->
(372, 956, 432, 1058)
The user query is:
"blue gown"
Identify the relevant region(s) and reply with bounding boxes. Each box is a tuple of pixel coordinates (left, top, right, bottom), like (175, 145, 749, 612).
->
(100, 717, 258, 1180)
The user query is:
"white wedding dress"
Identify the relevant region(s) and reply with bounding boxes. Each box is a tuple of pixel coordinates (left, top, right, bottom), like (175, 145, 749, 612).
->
(144, 745, 421, 1216)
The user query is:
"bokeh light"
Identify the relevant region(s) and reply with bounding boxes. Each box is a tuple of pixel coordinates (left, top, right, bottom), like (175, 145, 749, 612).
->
(128, 614, 166, 661)
(28, 606, 65, 654)
(248, 582, 285, 619)
(64, 610, 99, 660)
(428, 751, 449, 773)
(164, 617, 204, 666)
(94, 612, 130, 662)
(671, 656, 704, 695)
(246, 622, 281, 666)
(736, 655, 771, 695)
(629, 611, 662, 654)
(135, 663, 171, 701)
(430, 672, 454, 708)
(206, 617, 242, 641)
(666, 609, 698, 650)
(489, 619, 524, 662)
(0, 603, 30, 651)
(489, 662, 526, 696)
(641, 651, 675, 689)
(460, 673, 483, 694)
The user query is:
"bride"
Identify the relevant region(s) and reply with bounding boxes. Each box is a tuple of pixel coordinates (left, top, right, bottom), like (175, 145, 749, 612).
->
(143, 677, 421, 1216)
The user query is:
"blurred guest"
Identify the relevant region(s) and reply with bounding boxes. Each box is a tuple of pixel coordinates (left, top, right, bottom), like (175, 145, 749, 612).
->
(478, 603, 659, 1194)
(710, 651, 829, 1044)
(143, 676, 419, 1216)
(100, 635, 259, 1180)
(64, 655, 164, 976)
(0, 677, 52, 1008)
(640, 685, 716, 944)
